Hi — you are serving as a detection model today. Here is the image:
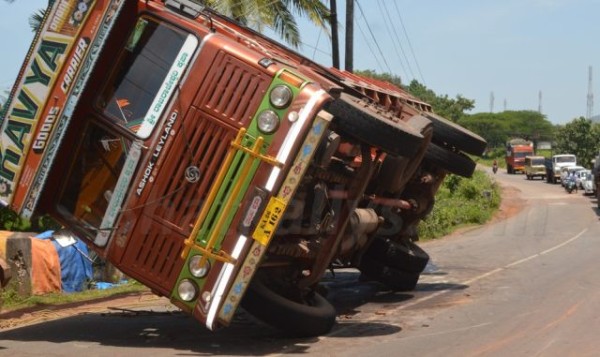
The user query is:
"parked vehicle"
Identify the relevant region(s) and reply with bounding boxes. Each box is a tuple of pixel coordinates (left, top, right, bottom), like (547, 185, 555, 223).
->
(581, 170, 595, 195)
(524, 155, 546, 180)
(593, 154, 600, 208)
(505, 138, 534, 174)
(0, 0, 486, 336)
(545, 154, 577, 184)
(560, 166, 585, 187)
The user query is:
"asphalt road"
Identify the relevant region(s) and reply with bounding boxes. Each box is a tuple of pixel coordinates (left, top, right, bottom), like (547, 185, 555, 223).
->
(1, 167, 599, 356)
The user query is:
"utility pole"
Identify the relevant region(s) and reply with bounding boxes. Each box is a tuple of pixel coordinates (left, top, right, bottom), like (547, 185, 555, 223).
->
(489, 91, 494, 113)
(330, 0, 340, 69)
(538, 90, 543, 114)
(587, 66, 594, 119)
(345, 0, 354, 72)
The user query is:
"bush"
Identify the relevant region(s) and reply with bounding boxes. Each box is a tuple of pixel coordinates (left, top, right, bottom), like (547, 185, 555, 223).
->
(0, 207, 61, 233)
(419, 170, 500, 240)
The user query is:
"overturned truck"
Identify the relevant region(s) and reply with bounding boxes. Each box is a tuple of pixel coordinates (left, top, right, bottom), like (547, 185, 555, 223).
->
(0, 0, 485, 336)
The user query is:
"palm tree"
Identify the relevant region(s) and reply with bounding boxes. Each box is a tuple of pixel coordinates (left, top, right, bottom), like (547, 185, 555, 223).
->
(29, 8, 45, 32)
(199, 0, 330, 48)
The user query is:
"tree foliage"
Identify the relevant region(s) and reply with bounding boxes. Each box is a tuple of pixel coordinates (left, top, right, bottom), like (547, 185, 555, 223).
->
(553, 117, 600, 168)
(458, 110, 555, 149)
(354, 69, 403, 88)
(198, 0, 330, 47)
(405, 80, 474, 122)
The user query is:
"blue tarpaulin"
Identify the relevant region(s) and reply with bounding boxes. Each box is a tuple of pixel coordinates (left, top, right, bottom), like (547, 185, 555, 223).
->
(35, 231, 93, 293)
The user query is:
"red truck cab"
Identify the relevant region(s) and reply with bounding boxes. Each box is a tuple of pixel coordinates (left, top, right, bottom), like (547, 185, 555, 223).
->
(505, 139, 534, 174)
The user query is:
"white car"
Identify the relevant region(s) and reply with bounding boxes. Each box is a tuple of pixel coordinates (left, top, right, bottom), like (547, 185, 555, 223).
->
(560, 166, 585, 186)
(581, 170, 595, 195)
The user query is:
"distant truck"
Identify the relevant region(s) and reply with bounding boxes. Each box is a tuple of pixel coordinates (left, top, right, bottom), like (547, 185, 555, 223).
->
(505, 139, 534, 174)
(545, 154, 577, 184)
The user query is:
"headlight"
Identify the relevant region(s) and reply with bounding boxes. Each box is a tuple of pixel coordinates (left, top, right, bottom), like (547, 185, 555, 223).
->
(257, 110, 280, 134)
(178, 279, 198, 302)
(269, 85, 293, 109)
(189, 255, 210, 278)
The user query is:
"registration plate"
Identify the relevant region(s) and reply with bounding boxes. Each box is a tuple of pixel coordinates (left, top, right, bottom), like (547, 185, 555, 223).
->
(252, 196, 286, 245)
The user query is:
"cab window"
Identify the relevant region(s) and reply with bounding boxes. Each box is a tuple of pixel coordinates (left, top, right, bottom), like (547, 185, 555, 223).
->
(98, 17, 195, 137)
(57, 122, 129, 232)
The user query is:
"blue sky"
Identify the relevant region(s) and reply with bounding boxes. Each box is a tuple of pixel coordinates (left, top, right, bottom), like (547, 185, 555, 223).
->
(1, 0, 599, 124)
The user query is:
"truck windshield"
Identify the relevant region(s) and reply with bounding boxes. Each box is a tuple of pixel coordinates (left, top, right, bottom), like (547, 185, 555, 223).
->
(557, 156, 576, 163)
(98, 17, 197, 138)
(514, 152, 531, 158)
(57, 123, 129, 232)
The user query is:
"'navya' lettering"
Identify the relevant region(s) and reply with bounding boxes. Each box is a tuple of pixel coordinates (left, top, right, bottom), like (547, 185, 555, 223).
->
(0, 37, 68, 196)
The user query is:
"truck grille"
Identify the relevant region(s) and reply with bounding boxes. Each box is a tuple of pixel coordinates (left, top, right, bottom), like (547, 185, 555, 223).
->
(148, 109, 235, 234)
(122, 216, 184, 289)
(195, 51, 268, 127)
(122, 52, 267, 289)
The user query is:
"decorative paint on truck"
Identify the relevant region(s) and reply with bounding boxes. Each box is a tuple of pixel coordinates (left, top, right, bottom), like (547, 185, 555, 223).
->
(1, 0, 128, 217)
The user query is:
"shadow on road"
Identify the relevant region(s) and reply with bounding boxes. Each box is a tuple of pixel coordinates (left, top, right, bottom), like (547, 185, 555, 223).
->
(0, 269, 423, 354)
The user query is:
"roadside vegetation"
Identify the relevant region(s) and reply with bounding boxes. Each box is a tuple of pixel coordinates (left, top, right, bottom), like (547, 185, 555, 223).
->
(420, 170, 500, 240)
(0, 280, 148, 312)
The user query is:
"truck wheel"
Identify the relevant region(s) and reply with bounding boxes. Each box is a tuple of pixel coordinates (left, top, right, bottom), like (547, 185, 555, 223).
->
(422, 112, 487, 156)
(241, 272, 336, 337)
(359, 257, 421, 292)
(364, 237, 429, 274)
(327, 93, 424, 158)
(376, 115, 433, 193)
(424, 143, 476, 178)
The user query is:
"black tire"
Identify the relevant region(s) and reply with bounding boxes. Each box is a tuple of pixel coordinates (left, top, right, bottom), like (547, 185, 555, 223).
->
(241, 275, 336, 337)
(423, 112, 487, 156)
(358, 257, 421, 292)
(424, 143, 476, 177)
(327, 93, 424, 157)
(364, 237, 430, 274)
(376, 115, 433, 193)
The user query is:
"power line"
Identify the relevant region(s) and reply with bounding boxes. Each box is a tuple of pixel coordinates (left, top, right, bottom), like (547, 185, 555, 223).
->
(311, 27, 323, 60)
(377, 0, 413, 80)
(355, 20, 385, 72)
(587, 66, 594, 119)
(355, 0, 393, 74)
(300, 38, 331, 57)
(392, 0, 425, 84)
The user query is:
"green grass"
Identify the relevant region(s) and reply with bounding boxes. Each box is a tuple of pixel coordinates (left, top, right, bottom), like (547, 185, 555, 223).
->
(419, 169, 501, 240)
(0, 280, 149, 312)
